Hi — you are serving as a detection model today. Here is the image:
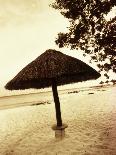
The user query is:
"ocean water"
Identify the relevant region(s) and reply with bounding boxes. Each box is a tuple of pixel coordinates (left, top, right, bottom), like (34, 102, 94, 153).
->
(0, 80, 102, 110)
(0, 91, 53, 110)
(0, 86, 81, 110)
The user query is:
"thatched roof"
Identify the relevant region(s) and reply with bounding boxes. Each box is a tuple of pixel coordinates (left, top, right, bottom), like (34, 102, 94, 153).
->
(5, 49, 100, 90)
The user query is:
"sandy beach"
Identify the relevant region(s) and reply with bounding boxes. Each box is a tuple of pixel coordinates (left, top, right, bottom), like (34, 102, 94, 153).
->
(0, 85, 116, 155)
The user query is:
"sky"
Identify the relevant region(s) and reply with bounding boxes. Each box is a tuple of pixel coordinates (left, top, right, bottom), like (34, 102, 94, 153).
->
(0, 0, 69, 87)
(0, 0, 116, 90)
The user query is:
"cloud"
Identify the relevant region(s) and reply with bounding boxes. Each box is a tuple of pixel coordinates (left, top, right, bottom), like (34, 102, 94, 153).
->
(0, 0, 53, 26)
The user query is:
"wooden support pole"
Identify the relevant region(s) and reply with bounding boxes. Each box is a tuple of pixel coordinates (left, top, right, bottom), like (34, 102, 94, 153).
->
(52, 79, 62, 127)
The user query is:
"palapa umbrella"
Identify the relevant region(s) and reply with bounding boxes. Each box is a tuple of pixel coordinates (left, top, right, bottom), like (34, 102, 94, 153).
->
(5, 49, 100, 130)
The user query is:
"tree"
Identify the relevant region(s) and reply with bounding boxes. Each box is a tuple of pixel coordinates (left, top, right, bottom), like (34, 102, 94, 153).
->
(98, 16, 116, 73)
(51, 0, 116, 78)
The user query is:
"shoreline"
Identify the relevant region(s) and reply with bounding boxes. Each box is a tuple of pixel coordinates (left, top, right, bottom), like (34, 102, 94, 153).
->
(0, 84, 115, 111)
(0, 83, 114, 99)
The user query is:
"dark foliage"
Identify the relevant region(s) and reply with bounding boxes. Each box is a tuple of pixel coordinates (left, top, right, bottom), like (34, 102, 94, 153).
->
(98, 16, 116, 72)
(51, 0, 116, 75)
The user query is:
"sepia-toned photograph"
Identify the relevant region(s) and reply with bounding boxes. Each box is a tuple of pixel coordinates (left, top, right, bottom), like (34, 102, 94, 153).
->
(0, 0, 116, 154)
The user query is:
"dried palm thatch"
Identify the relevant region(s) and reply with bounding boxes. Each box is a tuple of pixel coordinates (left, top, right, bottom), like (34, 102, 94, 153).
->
(5, 49, 100, 128)
(5, 49, 100, 90)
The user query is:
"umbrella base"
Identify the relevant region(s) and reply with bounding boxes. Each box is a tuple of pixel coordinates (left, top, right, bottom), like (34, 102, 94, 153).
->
(52, 123, 68, 130)
(52, 124, 68, 139)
